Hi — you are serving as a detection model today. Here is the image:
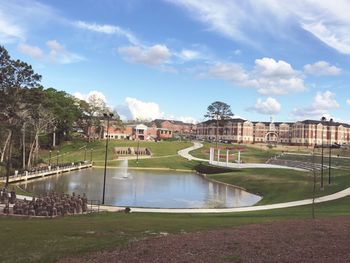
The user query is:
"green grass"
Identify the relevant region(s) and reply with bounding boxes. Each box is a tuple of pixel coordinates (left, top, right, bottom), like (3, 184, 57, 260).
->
(127, 156, 199, 170)
(279, 153, 350, 169)
(190, 142, 278, 163)
(40, 140, 192, 168)
(1, 197, 349, 263)
(207, 168, 350, 204)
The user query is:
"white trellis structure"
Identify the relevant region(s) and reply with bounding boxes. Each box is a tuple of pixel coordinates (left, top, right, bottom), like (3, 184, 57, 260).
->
(209, 147, 241, 167)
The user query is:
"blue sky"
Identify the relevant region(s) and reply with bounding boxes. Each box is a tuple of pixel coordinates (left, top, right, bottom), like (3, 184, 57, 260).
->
(1, 0, 350, 123)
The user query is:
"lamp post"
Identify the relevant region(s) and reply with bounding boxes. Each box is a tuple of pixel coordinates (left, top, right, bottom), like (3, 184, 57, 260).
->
(49, 150, 52, 166)
(84, 146, 87, 162)
(102, 113, 113, 205)
(56, 150, 59, 166)
(320, 116, 326, 190)
(312, 144, 316, 219)
(328, 118, 334, 185)
(136, 138, 140, 167)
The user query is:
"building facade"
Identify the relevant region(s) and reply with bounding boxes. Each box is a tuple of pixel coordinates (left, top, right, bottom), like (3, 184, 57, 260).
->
(196, 119, 350, 146)
(103, 123, 173, 141)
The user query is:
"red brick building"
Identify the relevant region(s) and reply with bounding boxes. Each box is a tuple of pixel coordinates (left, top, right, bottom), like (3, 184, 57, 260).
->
(196, 119, 350, 146)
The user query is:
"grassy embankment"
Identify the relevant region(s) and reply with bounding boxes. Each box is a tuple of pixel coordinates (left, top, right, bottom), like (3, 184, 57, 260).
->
(1, 197, 349, 263)
(40, 140, 195, 170)
(190, 142, 279, 163)
(2, 140, 349, 262)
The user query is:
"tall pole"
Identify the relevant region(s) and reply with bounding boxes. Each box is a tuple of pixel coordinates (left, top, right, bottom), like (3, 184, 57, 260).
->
(102, 113, 113, 205)
(22, 122, 26, 170)
(312, 145, 316, 219)
(84, 146, 87, 162)
(49, 150, 52, 166)
(90, 148, 93, 163)
(56, 150, 59, 166)
(328, 118, 333, 185)
(136, 138, 140, 167)
(320, 121, 324, 190)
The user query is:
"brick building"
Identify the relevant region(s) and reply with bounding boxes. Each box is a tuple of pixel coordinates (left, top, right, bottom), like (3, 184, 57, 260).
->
(151, 119, 196, 134)
(103, 123, 172, 141)
(196, 119, 350, 146)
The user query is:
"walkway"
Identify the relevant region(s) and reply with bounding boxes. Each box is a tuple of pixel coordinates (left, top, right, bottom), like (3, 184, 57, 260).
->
(88, 186, 350, 213)
(177, 142, 306, 171)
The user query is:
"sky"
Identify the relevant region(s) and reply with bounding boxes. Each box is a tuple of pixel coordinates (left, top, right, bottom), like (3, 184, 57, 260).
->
(1, 0, 350, 124)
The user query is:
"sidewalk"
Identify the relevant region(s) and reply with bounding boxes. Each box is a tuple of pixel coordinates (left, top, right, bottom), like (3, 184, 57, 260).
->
(177, 142, 306, 171)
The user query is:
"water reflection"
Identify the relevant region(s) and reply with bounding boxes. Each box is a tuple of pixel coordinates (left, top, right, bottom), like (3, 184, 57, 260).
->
(18, 168, 261, 208)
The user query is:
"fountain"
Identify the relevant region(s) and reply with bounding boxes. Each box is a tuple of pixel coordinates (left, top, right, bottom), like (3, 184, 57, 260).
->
(121, 159, 129, 178)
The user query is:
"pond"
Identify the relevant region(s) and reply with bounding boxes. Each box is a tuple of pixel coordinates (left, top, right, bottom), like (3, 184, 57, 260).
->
(18, 168, 261, 208)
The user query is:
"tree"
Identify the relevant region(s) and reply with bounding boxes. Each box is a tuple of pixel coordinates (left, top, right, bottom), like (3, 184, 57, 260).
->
(0, 46, 42, 184)
(204, 101, 234, 147)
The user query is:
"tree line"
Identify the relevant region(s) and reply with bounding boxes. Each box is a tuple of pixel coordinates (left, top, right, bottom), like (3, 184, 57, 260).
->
(0, 46, 119, 183)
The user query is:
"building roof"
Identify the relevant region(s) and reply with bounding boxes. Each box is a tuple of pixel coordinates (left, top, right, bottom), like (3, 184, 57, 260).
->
(152, 119, 194, 126)
(197, 118, 350, 127)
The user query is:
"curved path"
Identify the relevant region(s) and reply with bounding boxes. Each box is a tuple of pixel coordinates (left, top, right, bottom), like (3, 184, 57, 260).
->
(10, 142, 349, 214)
(178, 142, 306, 171)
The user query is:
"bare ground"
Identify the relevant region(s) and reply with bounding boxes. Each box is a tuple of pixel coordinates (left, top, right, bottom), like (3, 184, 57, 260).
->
(60, 217, 350, 263)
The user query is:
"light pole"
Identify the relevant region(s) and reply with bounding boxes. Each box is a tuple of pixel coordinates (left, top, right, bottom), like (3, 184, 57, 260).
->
(312, 144, 316, 219)
(328, 118, 334, 185)
(56, 150, 59, 166)
(136, 138, 140, 167)
(84, 146, 87, 162)
(49, 150, 52, 166)
(320, 116, 326, 190)
(102, 113, 113, 205)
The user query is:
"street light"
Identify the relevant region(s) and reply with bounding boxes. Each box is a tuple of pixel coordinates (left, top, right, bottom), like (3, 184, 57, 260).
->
(320, 116, 326, 190)
(312, 144, 317, 219)
(84, 146, 87, 162)
(136, 138, 140, 166)
(102, 113, 114, 205)
(56, 150, 59, 166)
(328, 118, 334, 185)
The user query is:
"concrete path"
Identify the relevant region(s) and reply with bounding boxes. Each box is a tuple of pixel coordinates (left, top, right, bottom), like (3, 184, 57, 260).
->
(76, 186, 350, 214)
(178, 142, 306, 171)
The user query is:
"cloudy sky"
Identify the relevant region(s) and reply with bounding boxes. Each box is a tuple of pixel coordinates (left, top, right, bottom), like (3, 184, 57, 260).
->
(1, 0, 350, 123)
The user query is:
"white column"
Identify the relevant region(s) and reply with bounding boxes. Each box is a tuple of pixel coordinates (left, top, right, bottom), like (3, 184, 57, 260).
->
(238, 151, 241, 163)
(226, 150, 229, 166)
(209, 148, 213, 164)
(217, 149, 220, 164)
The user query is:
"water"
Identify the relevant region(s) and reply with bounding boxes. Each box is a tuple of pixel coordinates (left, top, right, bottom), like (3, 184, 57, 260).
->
(18, 168, 261, 208)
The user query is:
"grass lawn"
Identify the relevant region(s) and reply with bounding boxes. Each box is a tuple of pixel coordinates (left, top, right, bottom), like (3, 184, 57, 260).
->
(190, 142, 278, 163)
(1, 197, 349, 263)
(207, 168, 350, 205)
(40, 140, 192, 167)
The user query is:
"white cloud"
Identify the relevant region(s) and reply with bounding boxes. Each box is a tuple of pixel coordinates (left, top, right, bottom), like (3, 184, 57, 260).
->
(304, 61, 342, 76)
(124, 97, 164, 121)
(177, 49, 202, 61)
(167, 0, 253, 44)
(207, 57, 305, 95)
(247, 97, 281, 115)
(118, 44, 171, 66)
(292, 91, 339, 119)
(168, 0, 350, 54)
(46, 40, 84, 64)
(0, 0, 58, 43)
(73, 90, 107, 103)
(74, 21, 139, 45)
(347, 99, 350, 106)
(17, 40, 84, 64)
(0, 10, 25, 43)
(17, 43, 44, 59)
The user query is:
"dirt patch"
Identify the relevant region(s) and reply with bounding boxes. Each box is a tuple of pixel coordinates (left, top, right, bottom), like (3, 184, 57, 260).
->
(59, 217, 350, 263)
